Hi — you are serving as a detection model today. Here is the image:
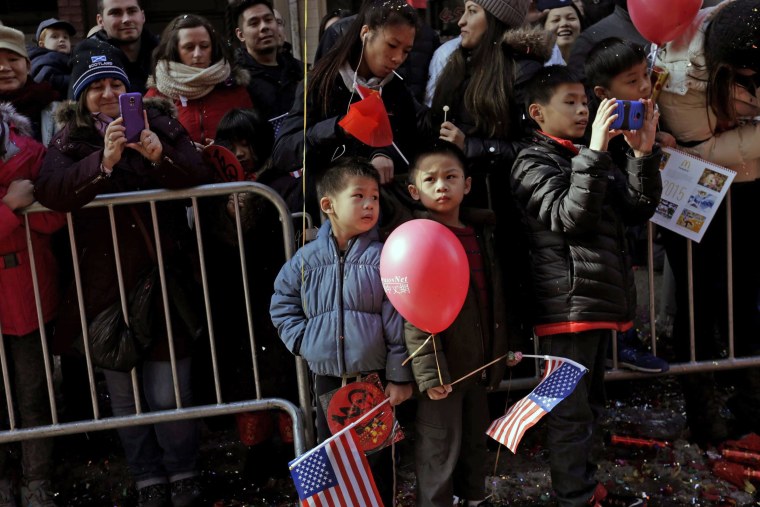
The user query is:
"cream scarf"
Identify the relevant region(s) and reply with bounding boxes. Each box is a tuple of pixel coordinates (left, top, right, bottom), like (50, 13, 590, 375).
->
(153, 59, 231, 102)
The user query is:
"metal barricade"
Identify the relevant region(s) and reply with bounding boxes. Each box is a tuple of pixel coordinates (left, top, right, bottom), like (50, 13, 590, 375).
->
(499, 188, 760, 391)
(0, 182, 312, 454)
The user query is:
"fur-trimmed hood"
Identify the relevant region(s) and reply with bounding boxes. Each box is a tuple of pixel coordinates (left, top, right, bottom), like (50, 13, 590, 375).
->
(0, 102, 36, 160)
(145, 63, 251, 91)
(53, 96, 178, 131)
(0, 102, 34, 138)
(503, 25, 555, 64)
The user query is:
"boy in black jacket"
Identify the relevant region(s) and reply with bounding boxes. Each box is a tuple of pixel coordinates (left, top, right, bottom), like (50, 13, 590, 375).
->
(510, 65, 661, 506)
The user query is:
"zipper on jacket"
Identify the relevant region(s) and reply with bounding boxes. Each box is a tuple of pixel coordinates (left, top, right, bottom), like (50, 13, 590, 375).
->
(74, 169, 109, 195)
(333, 235, 353, 376)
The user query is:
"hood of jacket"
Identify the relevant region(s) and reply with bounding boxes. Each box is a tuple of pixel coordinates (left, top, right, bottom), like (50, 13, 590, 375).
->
(53, 96, 177, 133)
(0, 102, 34, 139)
(503, 25, 555, 65)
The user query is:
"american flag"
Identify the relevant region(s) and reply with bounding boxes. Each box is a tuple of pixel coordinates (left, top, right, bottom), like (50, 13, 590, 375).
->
(487, 356, 587, 453)
(289, 429, 382, 507)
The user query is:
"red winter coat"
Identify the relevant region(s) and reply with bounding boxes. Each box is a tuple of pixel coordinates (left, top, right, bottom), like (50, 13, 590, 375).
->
(0, 103, 65, 336)
(145, 66, 252, 144)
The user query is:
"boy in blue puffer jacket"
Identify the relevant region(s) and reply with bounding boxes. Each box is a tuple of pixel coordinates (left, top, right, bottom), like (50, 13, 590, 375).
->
(270, 157, 413, 505)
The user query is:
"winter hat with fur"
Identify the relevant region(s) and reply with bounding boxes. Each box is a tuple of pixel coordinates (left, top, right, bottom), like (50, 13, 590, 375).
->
(472, 0, 530, 28)
(69, 38, 130, 100)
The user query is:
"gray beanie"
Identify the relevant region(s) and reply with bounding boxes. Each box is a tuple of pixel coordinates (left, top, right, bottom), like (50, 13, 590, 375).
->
(472, 0, 530, 28)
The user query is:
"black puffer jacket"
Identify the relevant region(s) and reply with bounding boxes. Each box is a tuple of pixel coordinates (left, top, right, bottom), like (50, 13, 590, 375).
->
(509, 132, 662, 326)
(234, 47, 303, 120)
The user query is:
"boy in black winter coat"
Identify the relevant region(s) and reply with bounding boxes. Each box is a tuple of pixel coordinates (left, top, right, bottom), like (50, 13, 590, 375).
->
(404, 142, 522, 507)
(510, 65, 662, 507)
(29, 18, 75, 98)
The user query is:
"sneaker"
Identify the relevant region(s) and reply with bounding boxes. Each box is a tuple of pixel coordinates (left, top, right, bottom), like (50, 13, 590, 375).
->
(0, 479, 17, 507)
(610, 331, 669, 373)
(20, 480, 54, 507)
(169, 477, 201, 507)
(137, 483, 169, 507)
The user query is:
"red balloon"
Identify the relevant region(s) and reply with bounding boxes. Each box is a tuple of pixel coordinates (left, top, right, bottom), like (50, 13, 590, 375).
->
(380, 219, 469, 334)
(628, 0, 701, 46)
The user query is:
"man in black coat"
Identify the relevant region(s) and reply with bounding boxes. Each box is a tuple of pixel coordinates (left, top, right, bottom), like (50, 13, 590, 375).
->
(76, 0, 158, 95)
(230, 0, 304, 122)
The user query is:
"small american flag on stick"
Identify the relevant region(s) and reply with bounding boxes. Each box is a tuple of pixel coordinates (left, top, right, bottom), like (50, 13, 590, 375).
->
(487, 355, 587, 453)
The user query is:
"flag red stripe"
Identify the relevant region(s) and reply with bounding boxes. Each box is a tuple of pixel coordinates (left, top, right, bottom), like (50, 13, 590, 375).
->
(331, 433, 363, 506)
(343, 432, 378, 506)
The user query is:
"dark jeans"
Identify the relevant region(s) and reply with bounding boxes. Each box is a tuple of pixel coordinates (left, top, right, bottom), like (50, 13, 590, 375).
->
(541, 330, 608, 507)
(0, 328, 53, 482)
(313, 373, 393, 507)
(102, 358, 199, 488)
(414, 381, 489, 507)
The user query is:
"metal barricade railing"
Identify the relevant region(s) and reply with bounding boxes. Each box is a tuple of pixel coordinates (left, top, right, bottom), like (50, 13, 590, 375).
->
(3, 181, 759, 453)
(499, 187, 760, 391)
(0, 182, 312, 454)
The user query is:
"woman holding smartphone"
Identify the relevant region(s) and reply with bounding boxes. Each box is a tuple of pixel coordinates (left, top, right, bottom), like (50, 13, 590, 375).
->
(146, 14, 252, 147)
(35, 39, 213, 507)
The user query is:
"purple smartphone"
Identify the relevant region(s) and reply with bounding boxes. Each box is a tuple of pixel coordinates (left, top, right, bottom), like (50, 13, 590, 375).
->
(118, 92, 144, 143)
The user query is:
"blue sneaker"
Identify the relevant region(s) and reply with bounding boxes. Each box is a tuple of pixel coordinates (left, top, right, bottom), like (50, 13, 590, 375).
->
(610, 331, 669, 373)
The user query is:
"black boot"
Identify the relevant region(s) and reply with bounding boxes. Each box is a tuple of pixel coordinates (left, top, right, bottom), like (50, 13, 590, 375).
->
(681, 372, 728, 446)
(726, 366, 760, 436)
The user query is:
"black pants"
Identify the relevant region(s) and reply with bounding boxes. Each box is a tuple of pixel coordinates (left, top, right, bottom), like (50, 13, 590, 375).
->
(541, 330, 608, 507)
(313, 374, 394, 507)
(414, 381, 489, 507)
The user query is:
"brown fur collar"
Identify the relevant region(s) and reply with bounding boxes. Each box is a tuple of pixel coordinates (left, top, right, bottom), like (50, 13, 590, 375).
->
(53, 96, 178, 131)
(503, 25, 556, 64)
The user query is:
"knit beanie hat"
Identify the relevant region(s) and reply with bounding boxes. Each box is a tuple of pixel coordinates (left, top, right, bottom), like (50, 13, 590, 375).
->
(69, 39, 131, 100)
(0, 26, 28, 58)
(472, 0, 530, 28)
(705, 0, 760, 74)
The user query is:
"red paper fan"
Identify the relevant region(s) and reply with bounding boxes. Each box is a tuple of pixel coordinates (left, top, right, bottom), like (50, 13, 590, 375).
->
(202, 144, 246, 182)
(326, 381, 393, 453)
(338, 91, 393, 148)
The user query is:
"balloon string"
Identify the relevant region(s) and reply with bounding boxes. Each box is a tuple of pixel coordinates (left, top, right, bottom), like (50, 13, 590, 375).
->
(432, 334, 444, 387)
(401, 334, 432, 366)
(449, 353, 509, 387)
(391, 405, 397, 507)
(493, 367, 513, 476)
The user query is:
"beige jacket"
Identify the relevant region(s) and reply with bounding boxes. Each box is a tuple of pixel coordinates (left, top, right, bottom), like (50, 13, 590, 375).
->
(656, 3, 760, 181)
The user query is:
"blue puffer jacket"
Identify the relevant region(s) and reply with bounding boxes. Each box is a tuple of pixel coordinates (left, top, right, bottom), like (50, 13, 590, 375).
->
(270, 221, 412, 382)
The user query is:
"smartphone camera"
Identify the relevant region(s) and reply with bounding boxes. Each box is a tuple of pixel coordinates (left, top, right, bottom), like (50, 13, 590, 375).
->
(610, 100, 644, 131)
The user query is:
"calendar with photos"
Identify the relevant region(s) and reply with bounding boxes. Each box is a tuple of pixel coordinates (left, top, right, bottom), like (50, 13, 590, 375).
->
(650, 148, 736, 243)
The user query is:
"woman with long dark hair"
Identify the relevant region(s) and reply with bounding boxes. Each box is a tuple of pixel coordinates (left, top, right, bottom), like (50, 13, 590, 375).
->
(271, 0, 419, 220)
(428, 0, 549, 210)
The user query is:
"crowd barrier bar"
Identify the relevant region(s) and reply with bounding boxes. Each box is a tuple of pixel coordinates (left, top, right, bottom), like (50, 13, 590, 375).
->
(3, 183, 759, 451)
(0, 182, 312, 454)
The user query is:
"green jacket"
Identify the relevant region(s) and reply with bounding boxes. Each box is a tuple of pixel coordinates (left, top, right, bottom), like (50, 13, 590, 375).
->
(404, 208, 512, 394)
